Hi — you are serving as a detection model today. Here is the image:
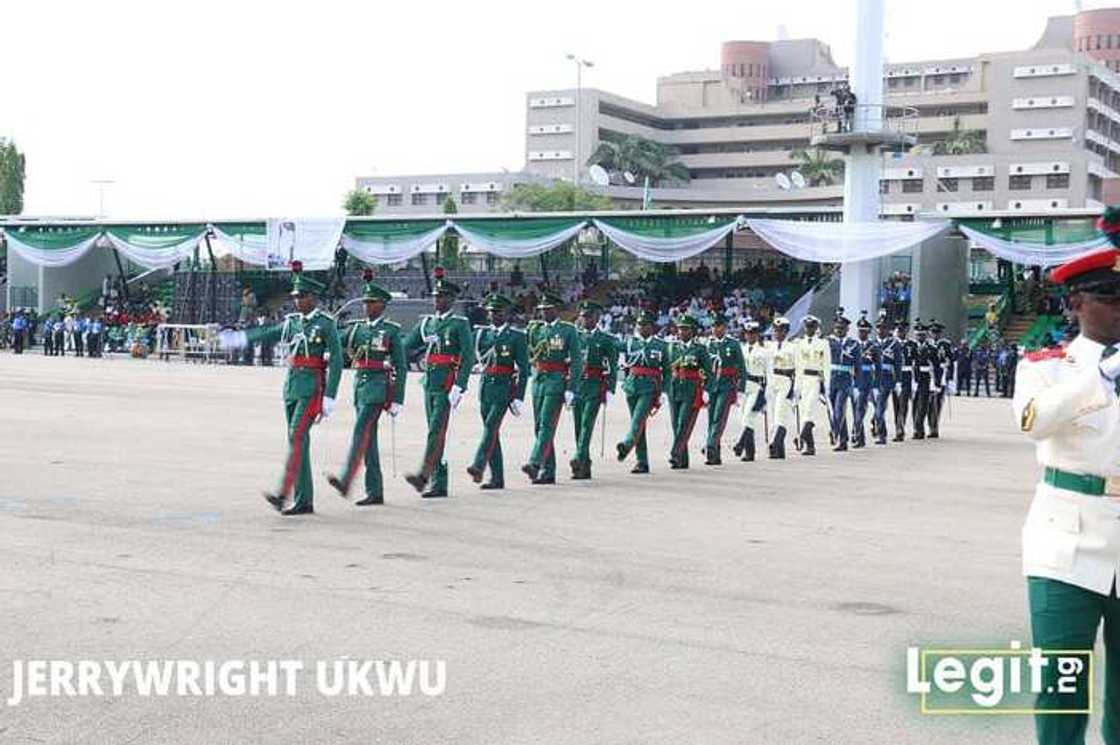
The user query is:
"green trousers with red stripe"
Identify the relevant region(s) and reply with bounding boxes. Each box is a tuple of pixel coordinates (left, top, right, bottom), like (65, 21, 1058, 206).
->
(572, 393, 604, 465)
(529, 387, 565, 479)
(705, 389, 736, 455)
(621, 393, 654, 468)
(417, 389, 452, 492)
(337, 401, 384, 499)
(471, 400, 508, 486)
(669, 398, 702, 468)
(280, 396, 318, 510)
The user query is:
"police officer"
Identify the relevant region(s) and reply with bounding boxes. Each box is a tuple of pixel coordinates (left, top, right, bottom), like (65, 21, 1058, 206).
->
(327, 270, 406, 506)
(403, 268, 475, 498)
(851, 312, 878, 448)
(732, 320, 771, 462)
(973, 342, 992, 397)
(827, 310, 859, 452)
(522, 291, 582, 485)
(930, 318, 954, 420)
(910, 319, 942, 440)
(666, 315, 712, 469)
(795, 315, 831, 456)
(219, 261, 343, 515)
(616, 310, 670, 474)
(768, 317, 798, 459)
(704, 313, 746, 465)
(1012, 243, 1120, 745)
(894, 319, 915, 441)
(467, 293, 529, 490)
(873, 310, 901, 446)
(571, 300, 618, 480)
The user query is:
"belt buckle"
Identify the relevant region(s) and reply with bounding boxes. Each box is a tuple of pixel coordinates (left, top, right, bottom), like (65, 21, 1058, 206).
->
(1106, 477, 1120, 497)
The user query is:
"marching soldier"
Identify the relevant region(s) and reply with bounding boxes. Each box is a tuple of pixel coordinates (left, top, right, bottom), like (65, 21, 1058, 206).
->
(522, 291, 582, 485)
(893, 318, 915, 441)
(703, 313, 746, 465)
(667, 316, 712, 469)
(570, 300, 618, 480)
(930, 318, 954, 420)
(732, 320, 771, 462)
(616, 311, 670, 474)
(873, 310, 901, 446)
(795, 315, 831, 456)
(402, 269, 475, 498)
(768, 317, 798, 459)
(850, 312, 878, 449)
(1011, 243, 1120, 745)
(467, 293, 530, 490)
(219, 261, 343, 515)
(827, 310, 859, 452)
(327, 270, 406, 506)
(910, 319, 942, 440)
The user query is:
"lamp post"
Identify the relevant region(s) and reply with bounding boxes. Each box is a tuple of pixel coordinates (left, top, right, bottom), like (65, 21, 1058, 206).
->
(566, 54, 594, 185)
(91, 179, 115, 218)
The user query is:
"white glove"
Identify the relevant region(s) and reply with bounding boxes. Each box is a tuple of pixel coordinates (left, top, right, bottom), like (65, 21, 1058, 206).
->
(218, 329, 247, 350)
(701, 390, 710, 405)
(564, 390, 575, 408)
(510, 399, 524, 417)
(932, 386, 941, 395)
(388, 403, 402, 417)
(604, 391, 614, 406)
(320, 397, 336, 419)
(1101, 347, 1120, 379)
(894, 383, 902, 396)
(659, 392, 669, 408)
(423, 334, 439, 345)
(448, 385, 464, 409)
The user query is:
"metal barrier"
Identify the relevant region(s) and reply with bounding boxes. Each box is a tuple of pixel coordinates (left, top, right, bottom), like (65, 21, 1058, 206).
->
(809, 103, 919, 141)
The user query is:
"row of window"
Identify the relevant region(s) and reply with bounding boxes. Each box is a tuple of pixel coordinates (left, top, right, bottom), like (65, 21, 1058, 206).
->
(723, 62, 768, 79)
(881, 173, 1070, 195)
(1078, 35, 1120, 52)
(399, 192, 500, 206)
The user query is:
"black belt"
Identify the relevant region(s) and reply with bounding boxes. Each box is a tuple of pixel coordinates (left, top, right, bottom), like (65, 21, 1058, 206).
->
(773, 368, 795, 376)
(746, 374, 765, 384)
(803, 369, 821, 376)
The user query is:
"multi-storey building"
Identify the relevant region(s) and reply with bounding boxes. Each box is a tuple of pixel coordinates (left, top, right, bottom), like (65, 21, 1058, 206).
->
(354, 171, 551, 216)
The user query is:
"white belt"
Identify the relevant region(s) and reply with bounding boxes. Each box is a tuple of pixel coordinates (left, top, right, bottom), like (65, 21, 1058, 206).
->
(900, 366, 913, 372)
(919, 365, 932, 372)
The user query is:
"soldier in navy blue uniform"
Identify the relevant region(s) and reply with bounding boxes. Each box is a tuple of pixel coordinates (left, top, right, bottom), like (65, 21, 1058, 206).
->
(930, 319, 954, 422)
(972, 342, 992, 397)
(911, 319, 943, 440)
(851, 312, 878, 448)
(827, 310, 859, 452)
(894, 319, 915, 441)
(872, 310, 901, 445)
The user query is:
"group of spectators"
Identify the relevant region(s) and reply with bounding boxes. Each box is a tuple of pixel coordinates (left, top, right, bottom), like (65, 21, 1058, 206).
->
(878, 273, 911, 325)
(953, 340, 1021, 398)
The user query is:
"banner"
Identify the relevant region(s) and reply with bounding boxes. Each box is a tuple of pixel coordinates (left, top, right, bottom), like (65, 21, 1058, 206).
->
(212, 222, 269, 266)
(958, 225, 1109, 268)
(452, 218, 586, 259)
(593, 216, 739, 263)
(104, 225, 207, 270)
(2, 226, 102, 268)
(745, 218, 950, 263)
(265, 218, 345, 271)
(342, 220, 450, 264)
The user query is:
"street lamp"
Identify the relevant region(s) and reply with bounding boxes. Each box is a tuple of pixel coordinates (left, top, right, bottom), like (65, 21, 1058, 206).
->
(91, 179, 115, 218)
(566, 53, 594, 185)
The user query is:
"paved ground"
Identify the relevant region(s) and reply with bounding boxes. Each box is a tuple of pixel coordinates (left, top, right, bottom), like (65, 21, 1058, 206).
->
(0, 353, 1089, 744)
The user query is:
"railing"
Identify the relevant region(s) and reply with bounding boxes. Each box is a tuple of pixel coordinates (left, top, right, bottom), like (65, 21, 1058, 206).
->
(809, 104, 919, 141)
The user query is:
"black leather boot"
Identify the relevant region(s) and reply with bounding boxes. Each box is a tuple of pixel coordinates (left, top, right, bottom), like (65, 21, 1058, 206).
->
(800, 423, 816, 456)
(741, 428, 755, 462)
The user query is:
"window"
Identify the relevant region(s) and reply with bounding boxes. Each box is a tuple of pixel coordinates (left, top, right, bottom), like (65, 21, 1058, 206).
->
(938, 177, 959, 192)
(933, 75, 945, 84)
(879, 180, 890, 195)
(1009, 175, 1033, 191)
(1046, 173, 1070, 189)
(904, 77, 915, 88)
(386, 193, 402, 206)
(486, 192, 499, 205)
(411, 193, 428, 206)
(902, 178, 924, 193)
(461, 191, 477, 205)
(949, 74, 962, 85)
(972, 176, 994, 191)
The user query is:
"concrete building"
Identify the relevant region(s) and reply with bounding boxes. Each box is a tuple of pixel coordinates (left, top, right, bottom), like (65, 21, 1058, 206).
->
(354, 171, 551, 216)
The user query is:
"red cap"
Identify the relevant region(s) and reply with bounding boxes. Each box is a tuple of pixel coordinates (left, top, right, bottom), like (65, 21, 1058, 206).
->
(1050, 248, 1120, 284)
(290, 260, 303, 274)
(433, 265, 446, 280)
(362, 268, 374, 281)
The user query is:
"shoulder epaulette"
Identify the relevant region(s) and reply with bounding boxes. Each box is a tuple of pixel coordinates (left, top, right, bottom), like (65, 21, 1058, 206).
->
(452, 314, 469, 321)
(1025, 347, 1065, 363)
(384, 320, 401, 329)
(508, 327, 527, 335)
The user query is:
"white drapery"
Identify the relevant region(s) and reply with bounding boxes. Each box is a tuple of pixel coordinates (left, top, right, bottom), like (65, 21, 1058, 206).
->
(454, 220, 586, 259)
(746, 218, 951, 262)
(265, 218, 345, 270)
(591, 218, 739, 263)
(3, 229, 102, 268)
(958, 225, 1110, 268)
(341, 222, 451, 264)
(103, 229, 207, 270)
(211, 226, 269, 266)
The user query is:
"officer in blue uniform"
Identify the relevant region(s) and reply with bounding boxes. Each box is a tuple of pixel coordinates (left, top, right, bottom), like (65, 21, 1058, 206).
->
(894, 319, 915, 441)
(827, 310, 859, 452)
(851, 312, 878, 448)
(872, 310, 901, 445)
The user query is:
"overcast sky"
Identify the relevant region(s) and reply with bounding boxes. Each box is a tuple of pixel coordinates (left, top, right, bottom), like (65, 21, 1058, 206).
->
(0, 0, 1106, 219)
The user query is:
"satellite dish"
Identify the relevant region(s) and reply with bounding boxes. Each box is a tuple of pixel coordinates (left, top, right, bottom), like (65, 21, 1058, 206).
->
(623, 171, 637, 185)
(774, 173, 792, 191)
(791, 171, 807, 189)
(588, 164, 610, 187)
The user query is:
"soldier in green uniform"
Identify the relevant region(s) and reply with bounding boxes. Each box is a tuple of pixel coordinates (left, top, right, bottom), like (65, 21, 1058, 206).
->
(466, 293, 530, 490)
(521, 291, 583, 485)
(402, 269, 475, 498)
(219, 261, 343, 515)
(667, 315, 712, 470)
(703, 313, 746, 465)
(570, 300, 619, 480)
(615, 311, 671, 474)
(327, 269, 406, 506)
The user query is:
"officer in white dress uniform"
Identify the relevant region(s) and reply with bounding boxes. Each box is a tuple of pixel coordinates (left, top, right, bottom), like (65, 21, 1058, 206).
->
(1013, 243, 1120, 745)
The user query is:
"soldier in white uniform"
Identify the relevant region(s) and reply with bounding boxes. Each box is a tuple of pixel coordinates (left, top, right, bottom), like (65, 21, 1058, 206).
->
(732, 320, 772, 462)
(768, 317, 798, 459)
(1012, 244, 1120, 745)
(795, 315, 832, 456)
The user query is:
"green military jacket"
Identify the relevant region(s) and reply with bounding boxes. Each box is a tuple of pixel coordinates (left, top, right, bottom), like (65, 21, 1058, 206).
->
(667, 338, 713, 403)
(576, 327, 620, 400)
(343, 315, 407, 406)
(247, 309, 343, 402)
(706, 336, 747, 395)
(403, 311, 475, 393)
(475, 323, 531, 404)
(527, 319, 583, 396)
(621, 334, 671, 397)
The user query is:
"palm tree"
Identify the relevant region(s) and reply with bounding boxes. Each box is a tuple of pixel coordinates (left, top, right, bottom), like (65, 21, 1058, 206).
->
(932, 117, 987, 155)
(587, 134, 690, 187)
(789, 148, 845, 186)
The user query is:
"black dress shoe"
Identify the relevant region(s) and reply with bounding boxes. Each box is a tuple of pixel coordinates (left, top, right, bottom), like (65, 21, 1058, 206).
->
(421, 489, 448, 498)
(404, 473, 427, 493)
(521, 463, 540, 481)
(616, 442, 629, 461)
(479, 482, 504, 490)
(852, 441, 865, 449)
(327, 474, 350, 499)
(281, 504, 314, 516)
(913, 432, 925, 440)
(531, 476, 556, 485)
(354, 495, 383, 506)
(263, 492, 285, 512)
(833, 442, 848, 452)
(929, 431, 939, 439)
(875, 437, 887, 445)
(893, 433, 905, 442)
(630, 464, 650, 474)
(466, 465, 484, 483)
(705, 457, 721, 465)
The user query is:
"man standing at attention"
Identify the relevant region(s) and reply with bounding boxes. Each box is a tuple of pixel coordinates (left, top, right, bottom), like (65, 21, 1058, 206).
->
(570, 300, 618, 480)
(703, 313, 745, 465)
(667, 315, 712, 470)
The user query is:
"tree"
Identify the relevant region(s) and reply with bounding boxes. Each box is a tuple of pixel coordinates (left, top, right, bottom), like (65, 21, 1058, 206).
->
(790, 148, 845, 186)
(0, 139, 26, 215)
(502, 181, 613, 212)
(439, 196, 461, 269)
(342, 187, 377, 216)
(587, 133, 690, 186)
(932, 117, 987, 155)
